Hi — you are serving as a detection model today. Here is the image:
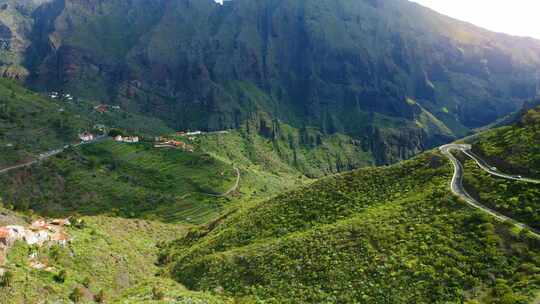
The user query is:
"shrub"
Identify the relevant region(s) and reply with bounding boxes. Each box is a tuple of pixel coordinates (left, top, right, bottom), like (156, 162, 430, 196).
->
(54, 270, 67, 283)
(0, 271, 13, 287)
(152, 286, 165, 300)
(94, 290, 105, 303)
(69, 287, 84, 303)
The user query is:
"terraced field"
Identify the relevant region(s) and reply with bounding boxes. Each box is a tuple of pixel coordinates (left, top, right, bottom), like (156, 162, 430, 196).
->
(0, 140, 238, 224)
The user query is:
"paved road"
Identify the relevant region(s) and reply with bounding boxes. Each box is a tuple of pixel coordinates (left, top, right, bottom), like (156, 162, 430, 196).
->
(462, 149, 540, 184)
(0, 135, 107, 175)
(440, 144, 540, 237)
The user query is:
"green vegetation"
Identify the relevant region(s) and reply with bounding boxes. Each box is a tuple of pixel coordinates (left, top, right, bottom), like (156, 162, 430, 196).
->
(455, 106, 540, 231)
(195, 118, 374, 178)
(0, 78, 90, 168)
(0, 208, 232, 303)
(7, 0, 540, 164)
(0, 140, 237, 224)
(0, 77, 173, 169)
(460, 155, 540, 230)
(160, 152, 540, 303)
(61, 98, 173, 138)
(471, 107, 540, 179)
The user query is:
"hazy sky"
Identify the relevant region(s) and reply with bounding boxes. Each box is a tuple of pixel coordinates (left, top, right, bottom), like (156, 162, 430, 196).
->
(409, 0, 540, 39)
(213, 0, 540, 39)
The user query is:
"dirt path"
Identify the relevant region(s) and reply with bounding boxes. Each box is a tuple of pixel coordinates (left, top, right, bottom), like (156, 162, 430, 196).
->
(203, 166, 240, 197)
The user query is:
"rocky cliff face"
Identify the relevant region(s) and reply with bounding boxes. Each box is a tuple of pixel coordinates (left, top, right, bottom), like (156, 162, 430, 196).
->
(1, 0, 540, 164)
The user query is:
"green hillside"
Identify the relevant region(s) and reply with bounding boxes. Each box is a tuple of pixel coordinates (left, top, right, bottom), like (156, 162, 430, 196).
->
(461, 157, 540, 230)
(0, 140, 238, 224)
(0, 207, 231, 303)
(3, 0, 540, 164)
(194, 118, 375, 177)
(0, 77, 173, 169)
(0, 78, 90, 168)
(456, 106, 540, 230)
(160, 152, 540, 303)
(471, 106, 540, 179)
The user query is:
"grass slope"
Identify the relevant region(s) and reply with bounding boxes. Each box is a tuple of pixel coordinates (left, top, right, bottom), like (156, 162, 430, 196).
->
(0, 207, 231, 303)
(470, 106, 540, 179)
(0, 140, 237, 224)
(195, 118, 374, 178)
(461, 155, 540, 230)
(0, 78, 90, 168)
(160, 152, 540, 303)
(457, 106, 540, 231)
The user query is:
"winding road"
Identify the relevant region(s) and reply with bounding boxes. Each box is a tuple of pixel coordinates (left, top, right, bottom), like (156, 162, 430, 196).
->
(0, 135, 107, 175)
(440, 144, 540, 237)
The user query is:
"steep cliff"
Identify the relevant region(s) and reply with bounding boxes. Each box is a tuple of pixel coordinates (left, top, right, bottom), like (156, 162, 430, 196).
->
(1, 0, 540, 163)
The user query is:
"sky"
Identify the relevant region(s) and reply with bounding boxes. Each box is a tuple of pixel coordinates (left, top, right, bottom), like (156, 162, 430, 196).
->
(409, 0, 540, 39)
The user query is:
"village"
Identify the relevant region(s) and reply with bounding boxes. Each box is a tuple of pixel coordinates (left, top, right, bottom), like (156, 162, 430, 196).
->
(78, 128, 230, 153)
(48, 90, 231, 153)
(0, 218, 72, 275)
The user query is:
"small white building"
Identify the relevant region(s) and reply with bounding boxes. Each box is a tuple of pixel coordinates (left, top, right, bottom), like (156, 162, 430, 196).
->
(186, 131, 203, 136)
(5, 225, 26, 243)
(24, 230, 50, 246)
(79, 132, 95, 142)
(123, 136, 140, 143)
(115, 135, 139, 143)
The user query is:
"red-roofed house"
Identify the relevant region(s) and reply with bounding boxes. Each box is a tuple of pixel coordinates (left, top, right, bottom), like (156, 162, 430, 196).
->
(0, 228, 9, 246)
(94, 104, 108, 114)
(52, 232, 69, 247)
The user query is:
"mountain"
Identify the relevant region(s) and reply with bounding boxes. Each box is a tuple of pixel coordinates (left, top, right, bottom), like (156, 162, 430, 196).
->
(159, 150, 540, 303)
(1, 0, 540, 164)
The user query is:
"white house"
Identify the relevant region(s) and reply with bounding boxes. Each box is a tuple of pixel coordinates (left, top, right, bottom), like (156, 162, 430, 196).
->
(5, 225, 26, 243)
(123, 136, 140, 143)
(79, 132, 95, 142)
(24, 229, 50, 246)
(115, 135, 139, 143)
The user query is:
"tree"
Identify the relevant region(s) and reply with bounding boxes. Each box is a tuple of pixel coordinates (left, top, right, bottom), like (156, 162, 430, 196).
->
(54, 270, 67, 283)
(152, 286, 165, 300)
(0, 271, 13, 287)
(94, 290, 105, 303)
(69, 287, 84, 303)
(82, 277, 91, 288)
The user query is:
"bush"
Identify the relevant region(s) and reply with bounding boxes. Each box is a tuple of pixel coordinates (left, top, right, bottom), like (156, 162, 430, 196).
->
(94, 290, 105, 303)
(0, 271, 13, 287)
(82, 277, 91, 288)
(54, 270, 67, 283)
(69, 287, 84, 303)
(152, 286, 165, 300)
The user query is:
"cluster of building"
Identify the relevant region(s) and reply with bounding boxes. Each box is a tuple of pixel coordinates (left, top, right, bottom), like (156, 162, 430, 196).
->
(49, 92, 74, 101)
(154, 137, 194, 152)
(0, 219, 71, 269)
(114, 135, 140, 143)
(94, 104, 121, 114)
(79, 132, 95, 142)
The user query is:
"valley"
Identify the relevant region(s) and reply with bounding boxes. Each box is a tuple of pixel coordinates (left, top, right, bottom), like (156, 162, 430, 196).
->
(0, 0, 540, 303)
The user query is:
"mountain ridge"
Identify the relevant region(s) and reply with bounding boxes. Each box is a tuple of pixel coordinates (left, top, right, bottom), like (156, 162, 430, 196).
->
(1, 0, 540, 164)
